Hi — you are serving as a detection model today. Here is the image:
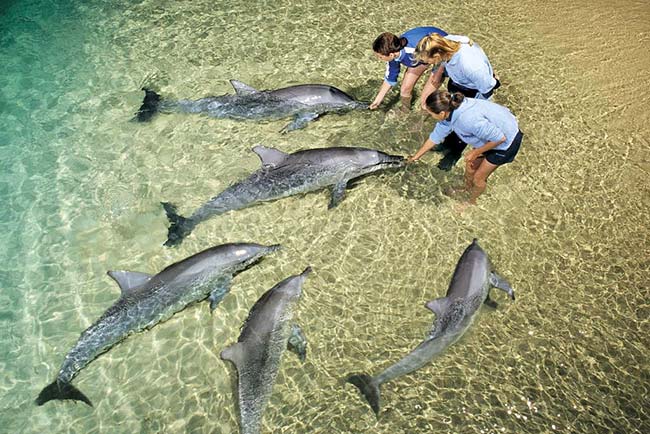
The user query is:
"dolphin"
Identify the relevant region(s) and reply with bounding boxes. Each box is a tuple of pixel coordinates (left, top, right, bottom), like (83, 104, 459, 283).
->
(346, 239, 515, 416)
(35, 243, 280, 407)
(162, 145, 404, 247)
(134, 80, 368, 131)
(221, 267, 310, 434)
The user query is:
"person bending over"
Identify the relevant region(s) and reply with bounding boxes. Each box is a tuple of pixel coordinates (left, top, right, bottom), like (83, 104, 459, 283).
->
(369, 26, 447, 112)
(408, 90, 523, 208)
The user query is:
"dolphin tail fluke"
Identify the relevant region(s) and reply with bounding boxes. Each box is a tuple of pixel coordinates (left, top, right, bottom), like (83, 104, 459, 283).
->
(346, 374, 381, 416)
(162, 202, 194, 247)
(35, 380, 93, 407)
(134, 88, 162, 122)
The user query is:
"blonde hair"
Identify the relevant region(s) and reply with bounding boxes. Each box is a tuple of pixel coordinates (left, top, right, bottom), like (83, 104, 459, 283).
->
(415, 34, 463, 64)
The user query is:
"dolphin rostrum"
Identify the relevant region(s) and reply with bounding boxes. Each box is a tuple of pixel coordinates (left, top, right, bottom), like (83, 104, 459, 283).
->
(162, 145, 404, 247)
(35, 243, 280, 407)
(221, 267, 310, 434)
(135, 80, 368, 132)
(346, 239, 515, 416)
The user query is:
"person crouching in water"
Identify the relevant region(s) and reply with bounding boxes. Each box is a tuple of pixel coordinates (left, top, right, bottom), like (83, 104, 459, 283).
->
(407, 91, 523, 208)
(413, 33, 501, 170)
(369, 26, 447, 113)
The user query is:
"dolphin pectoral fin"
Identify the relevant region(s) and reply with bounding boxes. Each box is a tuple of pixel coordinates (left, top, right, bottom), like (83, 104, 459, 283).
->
(489, 272, 515, 300)
(425, 297, 449, 318)
(229, 80, 259, 95)
(328, 180, 348, 209)
(281, 113, 320, 133)
(208, 278, 232, 312)
(220, 342, 245, 371)
(484, 295, 499, 309)
(252, 145, 288, 168)
(287, 324, 308, 362)
(107, 271, 152, 295)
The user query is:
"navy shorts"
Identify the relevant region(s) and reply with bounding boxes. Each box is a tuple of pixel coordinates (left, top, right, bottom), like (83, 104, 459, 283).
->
(447, 77, 501, 99)
(485, 130, 523, 166)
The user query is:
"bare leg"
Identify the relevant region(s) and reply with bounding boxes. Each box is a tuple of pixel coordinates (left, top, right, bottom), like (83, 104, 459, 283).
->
(464, 156, 484, 191)
(400, 64, 429, 112)
(420, 66, 445, 110)
(469, 158, 498, 204)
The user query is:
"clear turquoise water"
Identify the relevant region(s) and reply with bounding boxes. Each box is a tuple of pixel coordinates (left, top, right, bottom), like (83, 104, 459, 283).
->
(1, 0, 648, 433)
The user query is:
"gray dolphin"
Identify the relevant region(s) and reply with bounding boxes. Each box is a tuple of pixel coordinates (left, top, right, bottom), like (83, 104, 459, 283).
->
(35, 243, 280, 407)
(162, 145, 404, 246)
(346, 239, 515, 416)
(135, 80, 368, 131)
(221, 267, 310, 434)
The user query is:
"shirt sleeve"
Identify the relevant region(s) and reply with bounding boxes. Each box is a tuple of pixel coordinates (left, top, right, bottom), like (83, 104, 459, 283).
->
(429, 120, 453, 144)
(472, 118, 505, 144)
(384, 60, 401, 86)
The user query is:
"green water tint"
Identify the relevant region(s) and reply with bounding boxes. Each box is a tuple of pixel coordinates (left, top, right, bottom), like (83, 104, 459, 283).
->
(1, 0, 648, 433)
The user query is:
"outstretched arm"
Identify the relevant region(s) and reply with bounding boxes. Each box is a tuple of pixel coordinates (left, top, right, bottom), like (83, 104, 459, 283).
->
(420, 66, 445, 109)
(370, 81, 393, 110)
(407, 138, 438, 163)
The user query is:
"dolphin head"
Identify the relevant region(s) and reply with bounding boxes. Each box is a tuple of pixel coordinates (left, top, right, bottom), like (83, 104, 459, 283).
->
(183, 243, 280, 277)
(216, 243, 281, 270)
(350, 148, 405, 171)
(274, 266, 311, 300)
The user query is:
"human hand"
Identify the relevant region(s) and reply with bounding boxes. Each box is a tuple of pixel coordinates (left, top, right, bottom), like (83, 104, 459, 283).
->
(465, 150, 480, 165)
(406, 156, 418, 164)
(369, 101, 381, 110)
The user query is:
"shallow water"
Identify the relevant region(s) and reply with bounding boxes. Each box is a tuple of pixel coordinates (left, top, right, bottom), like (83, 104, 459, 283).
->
(1, 0, 648, 433)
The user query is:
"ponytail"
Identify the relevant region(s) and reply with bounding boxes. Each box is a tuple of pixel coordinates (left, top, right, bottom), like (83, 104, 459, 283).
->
(425, 90, 465, 114)
(414, 33, 461, 64)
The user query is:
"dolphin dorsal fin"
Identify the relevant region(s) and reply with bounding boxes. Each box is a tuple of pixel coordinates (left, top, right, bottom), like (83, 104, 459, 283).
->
(107, 270, 152, 295)
(425, 297, 449, 318)
(221, 343, 245, 371)
(252, 145, 288, 168)
(230, 80, 258, 95)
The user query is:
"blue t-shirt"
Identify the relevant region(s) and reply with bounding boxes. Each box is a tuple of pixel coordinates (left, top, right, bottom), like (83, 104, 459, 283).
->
(384, 26, 447, 86)
(429, 98, 519, 150)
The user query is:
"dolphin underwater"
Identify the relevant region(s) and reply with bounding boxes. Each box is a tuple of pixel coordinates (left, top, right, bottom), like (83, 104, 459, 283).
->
(134, 80, 368, 131)
(221, 267, 310, 434)
(162, 145, 404, 247)
(346, 239, 515, 416)
(35, 243, 280, 407)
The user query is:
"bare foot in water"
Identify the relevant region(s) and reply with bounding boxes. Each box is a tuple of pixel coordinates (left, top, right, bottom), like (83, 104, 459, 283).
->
(453, 201, 473, 213)
(443, 185, 467, 197)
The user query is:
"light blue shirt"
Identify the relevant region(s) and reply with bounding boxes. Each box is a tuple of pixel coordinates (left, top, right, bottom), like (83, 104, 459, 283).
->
(442, 35, 496, 98)
(429, 98, 519, 150)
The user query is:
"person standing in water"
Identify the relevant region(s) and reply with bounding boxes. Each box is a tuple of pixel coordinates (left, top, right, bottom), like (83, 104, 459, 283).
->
(369, 26, 447, 112)
(415, 33, 500, 104)
(407, 90, 523, 209)
(412, 33, 501, 170)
